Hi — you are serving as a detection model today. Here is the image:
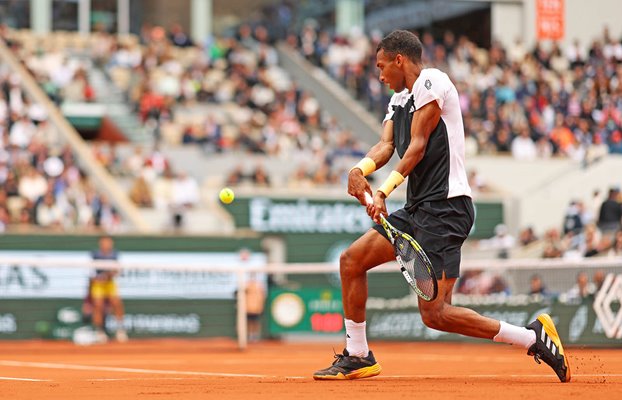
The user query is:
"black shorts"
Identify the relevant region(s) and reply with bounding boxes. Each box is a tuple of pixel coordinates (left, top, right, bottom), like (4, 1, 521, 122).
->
(247, 313, 262, 321)
(372, 196, 474, 280)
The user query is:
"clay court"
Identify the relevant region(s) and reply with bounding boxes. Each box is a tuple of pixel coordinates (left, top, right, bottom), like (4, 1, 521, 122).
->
(0, 339, 620, 399)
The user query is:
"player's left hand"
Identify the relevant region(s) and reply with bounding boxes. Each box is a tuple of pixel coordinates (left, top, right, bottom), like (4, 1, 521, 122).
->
(369, 192, 388, 223)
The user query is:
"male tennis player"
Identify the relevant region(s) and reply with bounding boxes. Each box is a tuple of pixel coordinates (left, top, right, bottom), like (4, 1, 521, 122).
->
(313, 30, 570, 382)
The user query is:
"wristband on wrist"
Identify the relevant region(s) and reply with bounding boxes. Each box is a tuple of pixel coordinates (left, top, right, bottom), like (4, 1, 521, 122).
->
(349, 157, 376, 176)
(377, 170, 405, 197)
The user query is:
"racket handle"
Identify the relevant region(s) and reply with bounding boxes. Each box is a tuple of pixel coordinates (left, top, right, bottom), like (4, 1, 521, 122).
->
(364, 192, 373, 205)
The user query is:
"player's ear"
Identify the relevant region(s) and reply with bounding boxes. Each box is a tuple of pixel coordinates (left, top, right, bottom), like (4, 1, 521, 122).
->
(395, 54, 402, 66)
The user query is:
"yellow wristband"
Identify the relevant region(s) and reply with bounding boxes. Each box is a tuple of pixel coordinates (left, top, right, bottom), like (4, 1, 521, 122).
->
(349, 157, 376, 176)
(378, 170, 405, 197)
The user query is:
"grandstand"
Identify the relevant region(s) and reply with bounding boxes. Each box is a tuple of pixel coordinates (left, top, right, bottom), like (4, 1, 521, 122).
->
(0, 1, 622, 398)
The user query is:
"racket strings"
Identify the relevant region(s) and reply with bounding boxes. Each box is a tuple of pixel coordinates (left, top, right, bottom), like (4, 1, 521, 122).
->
(394, 236, 436, 298)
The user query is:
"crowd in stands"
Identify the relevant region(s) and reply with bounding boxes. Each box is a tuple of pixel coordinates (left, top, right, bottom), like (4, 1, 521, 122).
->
(294, 24, 622, 164)
(3, 22, 368, 230)
(3, 14, 622, 254)
(0, 67, 122, 233)
(537, 186, 622, 259)
(478, 184, 622, 261)
(99, 22, 367, 190)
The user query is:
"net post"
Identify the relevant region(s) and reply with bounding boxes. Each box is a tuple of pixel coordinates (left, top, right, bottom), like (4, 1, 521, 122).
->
(236, 269, 248, 350)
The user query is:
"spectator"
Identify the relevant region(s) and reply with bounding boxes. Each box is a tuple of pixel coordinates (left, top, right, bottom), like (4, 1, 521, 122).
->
(529, 274, 552, 299)
(9, 114, 36, 148)
(592, 269, 607, 292)
(34, 191, 64, 228)
(479, 224, 515, 259)
(597, 187, 622, 235)
(168, 23, 193, 48)
(562, 200, 584, 235)
(561, 271, 595, 304)
(128, 175, 153, 208)
(581, 224, 604, 257)
(542, 228, 563, 258)
(608, 230, 622, 257)
(170, 171, 200, 229)
(518, 226, 538, 246)
(225, 163, 249, 186)
(93, 194, 121, 232)
(251, 163, 271, 187)
(17, 166, 47, 203)
(511, 125, 537, 160)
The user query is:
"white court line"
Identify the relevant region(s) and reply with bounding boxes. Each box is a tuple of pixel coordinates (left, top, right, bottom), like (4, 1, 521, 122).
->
(1, 360, 619, 381)
(0, 360, 305, 379)
(378, 374, 622, 379)
(0, 376, 51, 382)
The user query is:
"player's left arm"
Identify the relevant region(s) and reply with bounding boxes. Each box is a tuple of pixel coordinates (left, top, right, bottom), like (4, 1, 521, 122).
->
(371, 101, 441, 221)
(394, 101, 441, 178)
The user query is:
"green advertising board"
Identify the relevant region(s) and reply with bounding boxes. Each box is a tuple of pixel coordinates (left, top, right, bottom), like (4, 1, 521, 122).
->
(267, 287, 622, 346)
(269, 288, 344, 334)
(0, 299, 236, 340)
(224, 197, 503, 262)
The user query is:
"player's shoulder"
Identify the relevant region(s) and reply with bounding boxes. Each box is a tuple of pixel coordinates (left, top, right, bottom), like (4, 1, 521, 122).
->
(412, 68, 454, 95)
(418, 68, 451, 85)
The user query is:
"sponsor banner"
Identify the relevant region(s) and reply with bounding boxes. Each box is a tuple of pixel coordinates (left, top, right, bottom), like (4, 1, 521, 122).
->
(0, 251, 266, 299)
(536, 0, 564, 40)
(0, 299, 236, 339)
(227, 197, 502, 239)
(368, 296, 619, 345)
(267, 287, 621, 345)
(269, 288, 344, 334)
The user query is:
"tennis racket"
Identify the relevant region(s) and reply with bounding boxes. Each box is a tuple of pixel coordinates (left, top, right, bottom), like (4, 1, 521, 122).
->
(364, 192, 438, 301)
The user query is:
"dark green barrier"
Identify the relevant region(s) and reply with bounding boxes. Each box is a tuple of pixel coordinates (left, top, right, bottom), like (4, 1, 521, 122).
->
(266, 286, 621, 346)
(0, 299, 235, 340)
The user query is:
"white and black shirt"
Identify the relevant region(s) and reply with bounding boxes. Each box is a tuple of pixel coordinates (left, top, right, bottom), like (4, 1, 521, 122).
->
(383, 68, 471, 210)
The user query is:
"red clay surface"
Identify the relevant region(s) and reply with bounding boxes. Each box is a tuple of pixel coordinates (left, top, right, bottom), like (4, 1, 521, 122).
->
(0, 339, 620, 399)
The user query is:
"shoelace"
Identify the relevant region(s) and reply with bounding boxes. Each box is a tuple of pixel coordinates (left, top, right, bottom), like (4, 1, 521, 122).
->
(330, 348, 348, 365)
(533, 353, 541, 364)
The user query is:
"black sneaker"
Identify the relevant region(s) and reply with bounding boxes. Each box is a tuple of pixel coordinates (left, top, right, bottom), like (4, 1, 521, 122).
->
(526, 314, 571, 382)
(313, 349, 381, 380)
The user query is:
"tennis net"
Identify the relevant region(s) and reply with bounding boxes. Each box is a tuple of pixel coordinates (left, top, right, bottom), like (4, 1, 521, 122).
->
(1, 254, 621, 347)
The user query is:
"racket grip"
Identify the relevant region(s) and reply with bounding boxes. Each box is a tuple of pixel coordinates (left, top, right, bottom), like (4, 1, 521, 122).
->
(364, 192, 373, 205)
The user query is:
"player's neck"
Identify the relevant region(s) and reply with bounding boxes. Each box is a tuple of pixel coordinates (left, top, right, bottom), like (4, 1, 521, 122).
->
(404, 63, 424, 93)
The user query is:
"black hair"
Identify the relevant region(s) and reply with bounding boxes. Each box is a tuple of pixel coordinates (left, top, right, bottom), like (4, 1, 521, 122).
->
(376, 30, 422, 63)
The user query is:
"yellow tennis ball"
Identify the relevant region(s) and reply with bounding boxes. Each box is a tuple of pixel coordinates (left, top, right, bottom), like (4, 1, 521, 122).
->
(219, 188, 235, 204)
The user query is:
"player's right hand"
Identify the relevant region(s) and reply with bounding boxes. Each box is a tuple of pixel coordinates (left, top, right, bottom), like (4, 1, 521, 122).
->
(347, 169, 372, 205)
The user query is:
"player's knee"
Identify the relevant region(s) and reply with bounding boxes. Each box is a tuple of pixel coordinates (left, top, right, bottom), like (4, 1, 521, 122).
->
(420, 307, 447, 331)
(339, 249, 359, 279)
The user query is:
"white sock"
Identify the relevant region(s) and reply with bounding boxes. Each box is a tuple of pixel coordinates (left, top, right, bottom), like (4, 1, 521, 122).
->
(493, 321, 536, 349)
(345, 319, 369, 357)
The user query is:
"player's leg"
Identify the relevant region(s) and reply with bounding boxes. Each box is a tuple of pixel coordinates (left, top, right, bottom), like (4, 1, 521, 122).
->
(90, 280, 108, 343)
(313, 229, 393, 380)
(340, 228, 394, 322)
(418, 276, 570, 382)
(418, 275, 502, 338)
(107, 281, 128, 342)
(415, 197, 569, 382)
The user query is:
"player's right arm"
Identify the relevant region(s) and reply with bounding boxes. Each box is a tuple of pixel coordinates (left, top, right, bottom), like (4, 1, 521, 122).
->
(348, 120, 395, 205)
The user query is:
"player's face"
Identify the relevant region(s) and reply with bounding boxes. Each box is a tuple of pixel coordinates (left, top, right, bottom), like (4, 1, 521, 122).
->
(376, 49, 405, 92)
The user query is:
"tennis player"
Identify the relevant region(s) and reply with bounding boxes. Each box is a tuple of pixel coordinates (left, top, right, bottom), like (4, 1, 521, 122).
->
(313, 30, 570, 382)
(90, 235, 128, 343)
